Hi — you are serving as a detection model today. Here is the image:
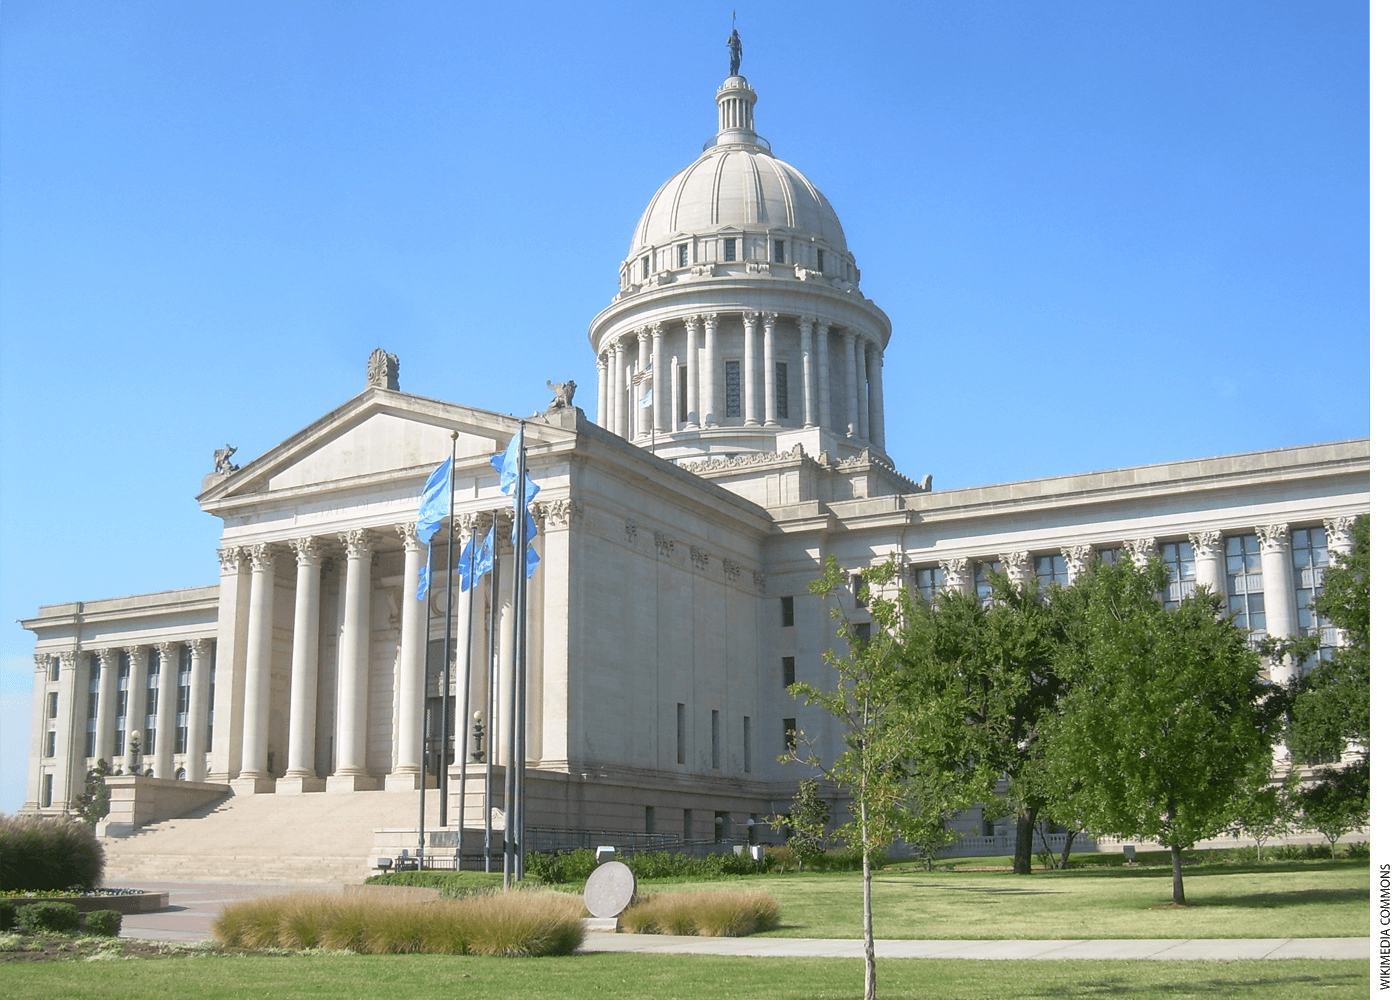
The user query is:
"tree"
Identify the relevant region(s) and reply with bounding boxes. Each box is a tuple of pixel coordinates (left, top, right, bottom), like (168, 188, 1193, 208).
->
(787, 556, 920, 1000)
(773, 778, 830, 870)
(898, 760, 971, 871)
(1044, 556, 1278, 905)
(1288, 515, 1368, 817)
(73, 758, 112, 828)
(1298, 767, 1368, 858)
(1232, 777, 1297, 862)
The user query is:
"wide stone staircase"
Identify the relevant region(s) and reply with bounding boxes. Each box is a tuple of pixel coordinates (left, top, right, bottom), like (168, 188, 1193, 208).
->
(101, 790, 427, 885)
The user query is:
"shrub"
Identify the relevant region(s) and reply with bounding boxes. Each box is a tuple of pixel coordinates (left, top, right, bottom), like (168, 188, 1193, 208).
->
(0, 901, 15, 931)
(1346, 841, 1369, 859)
(83, 909, 122, 937)
(526, 848, 598, 885)
(16, 901, 81, 935)
(620, 890, 779, 937)
(765, 845, 799, 873)
(215, 891, 585, 957)
(0, 814, 105, 891)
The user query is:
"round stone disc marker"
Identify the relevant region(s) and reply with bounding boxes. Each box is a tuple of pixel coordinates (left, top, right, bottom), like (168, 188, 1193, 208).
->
(583, 861, 637, 918)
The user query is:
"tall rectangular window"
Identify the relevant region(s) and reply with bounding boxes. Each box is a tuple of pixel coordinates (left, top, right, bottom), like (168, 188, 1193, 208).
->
(1225, 534, 1266, 637)
(114, 656, 130, 757)
(852, 622, 872, 642)
(851, 573, 867, 608)
(1034, 554, 1068, 591)
(773, 239, 785, 264)
(43, 730, 56, 758)
(782, 656, 796, 689)
(711, 710, 720, 770)
(176, 645, 192, 755)
(783, 718, 798, 753)
(41, 774, 53, 809)
(49, 657, 59, 682)
(677, 365, 688, 424)
(816, 248, 825, 272)
(725, 360, 742, 417)
(974, 560, 1003, 606)
(775, 362, 789, 419)
(85, 659, 99, 760)
(676, 703, 686, 765)
(206, 641, 217, 754)
(1161, 541, 1197, 608)
(743, 716, 751, 773)
(1293, 527, 1333, 663)
(677, 243, 689, 268)
(1097, 548, 1120, 566)
(915, 566, 947, 602)
(724, 237, 737, 262)
(47, 692, 58, 718)
(641, 256, 650, 279)
(780, 596, 795, 627)
(645, 806, 656, 834)
(145, 650, 159, 755)
(683, 808, 693, 841)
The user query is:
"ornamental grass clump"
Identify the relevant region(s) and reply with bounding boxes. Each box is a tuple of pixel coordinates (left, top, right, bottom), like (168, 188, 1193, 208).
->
(214, 890, 585, 957)
(619, 890, 779, 937)
(0, 814, 104, 891)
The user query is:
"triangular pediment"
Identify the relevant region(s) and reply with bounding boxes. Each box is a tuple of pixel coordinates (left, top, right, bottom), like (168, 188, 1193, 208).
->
(199, 389, 570, 507)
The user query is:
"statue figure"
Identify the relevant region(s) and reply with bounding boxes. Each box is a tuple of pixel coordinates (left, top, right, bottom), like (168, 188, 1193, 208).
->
(727, 28, 742, 77)
(546, 379, 577, 410)
(213, 444, 239, 475)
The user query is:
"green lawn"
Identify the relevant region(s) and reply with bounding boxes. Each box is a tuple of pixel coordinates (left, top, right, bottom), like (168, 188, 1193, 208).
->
(0, 952, 1367, 1000)
(633, 858, 1368, 940)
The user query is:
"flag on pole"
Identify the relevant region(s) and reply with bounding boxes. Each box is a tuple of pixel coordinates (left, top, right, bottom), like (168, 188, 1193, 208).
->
(416, 456, 453, 545)
(417, 546, 433, 601)
(640, 388, 653, 409)
(491, 430, 539, 502)
(630, 363, 653, 386)
(458, 528, 495, 591)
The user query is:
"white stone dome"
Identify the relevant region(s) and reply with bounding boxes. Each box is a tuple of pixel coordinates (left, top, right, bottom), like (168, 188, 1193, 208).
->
(630, 147, 849, 256)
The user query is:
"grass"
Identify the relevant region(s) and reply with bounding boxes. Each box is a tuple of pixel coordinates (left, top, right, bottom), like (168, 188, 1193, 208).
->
(0, 951, 1366, 999)
(619, 890, 779, 936)
(630, 856, 1367, 940)
(213, 890, 586, 956)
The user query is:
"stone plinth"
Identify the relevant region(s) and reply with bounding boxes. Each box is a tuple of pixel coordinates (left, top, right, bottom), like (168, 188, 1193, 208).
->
(97, 775, 230, 838)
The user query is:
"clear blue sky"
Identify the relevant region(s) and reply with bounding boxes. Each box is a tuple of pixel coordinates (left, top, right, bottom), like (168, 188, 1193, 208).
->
(0, 2, 1369, 813)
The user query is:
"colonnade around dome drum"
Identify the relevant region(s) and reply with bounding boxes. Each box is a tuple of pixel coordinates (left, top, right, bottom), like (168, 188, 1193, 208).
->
(594, 310, 885, 453)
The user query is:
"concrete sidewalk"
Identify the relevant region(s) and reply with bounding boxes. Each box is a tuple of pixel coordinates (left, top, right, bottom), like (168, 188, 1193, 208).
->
(114, 881, 1367, 960)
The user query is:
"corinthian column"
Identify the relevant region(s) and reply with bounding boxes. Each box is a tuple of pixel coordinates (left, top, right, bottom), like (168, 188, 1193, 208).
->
(208, 546, 249, 784)
(856, 340, 870, 440)
(742, 312, 759, 426)
(94, 649, 118, 767)
(1256, 524, 1298, 681)
(234, 543, 277, 793)
(329, 528, 376, 791)
(869, 346, 885, 449)
(762, 312, 778, 427)
(637, 328, 654, 436)
(942, 557, 972, 596)
(816, 321, 831, 431)
(123, 646, 148, 769)
(153, 642, 179, 779)
(702, 313, 719, 426)
(186, 638, 212, 782)
(1126, 537, 1157, 569)
(1000, 551, 1032, 590)
(684, 315, 701, 429)
(1324, 515, 1357, 564)
(843, 330, 858, 437)
(1062, 545, 1095, 584)
(595, 355, 608, 431)
(611, 342, 626, 435)
(652, 325, 669, 434)
(388, 523, 429, 791)
(798, 316, 815, 428)
(280, 537, 325, 792)
(1189, 530, 1225, 596)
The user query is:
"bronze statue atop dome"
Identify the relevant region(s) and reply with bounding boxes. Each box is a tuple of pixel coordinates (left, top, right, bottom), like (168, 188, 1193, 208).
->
(727, 28, 742, 77)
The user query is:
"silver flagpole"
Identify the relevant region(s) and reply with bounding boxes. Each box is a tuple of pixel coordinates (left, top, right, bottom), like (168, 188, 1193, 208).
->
(512, 420, 529, 882)
(456, 513, 476, 870)
(484, 509, 499, 874)
(502, 490, 517, 889)
(417, 541, 432, 869)
(439, 434, 458, 829)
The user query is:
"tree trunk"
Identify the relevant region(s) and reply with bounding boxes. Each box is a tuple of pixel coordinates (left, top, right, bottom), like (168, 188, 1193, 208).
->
(861, 797, 876, 1000)
(1012, 804, 1039, 874)
(1058, 827, 1078, 870)
(1170, 846, 1186, 905)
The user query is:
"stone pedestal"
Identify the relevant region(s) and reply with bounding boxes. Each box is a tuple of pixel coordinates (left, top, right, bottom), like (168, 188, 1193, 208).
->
(230, 775, 276, 795)
(275, 775, 326, 794)
(384, 772, 435, 793)
(326, 773, 381, 793)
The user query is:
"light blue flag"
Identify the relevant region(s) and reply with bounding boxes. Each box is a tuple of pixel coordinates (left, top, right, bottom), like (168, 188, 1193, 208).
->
(491, 431, 540, 501)
(417, 546, 432, 601)
(640, 388, 653, 409)
(416, 456, 453, 545)
(459, 528, 495, 591)
(524, 544, 540, 579)
(513, 509, 540, 579)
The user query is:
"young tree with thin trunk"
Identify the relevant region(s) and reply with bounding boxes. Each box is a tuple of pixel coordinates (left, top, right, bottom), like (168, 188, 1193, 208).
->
(1044, 556, 1278, 906)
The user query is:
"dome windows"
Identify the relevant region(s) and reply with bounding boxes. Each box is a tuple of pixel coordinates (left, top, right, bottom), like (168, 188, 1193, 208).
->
(678, 244, 689, 268)
(773, 240, 785, 264)
(724, 238, 737, 262)
(816, 249, 825, 273)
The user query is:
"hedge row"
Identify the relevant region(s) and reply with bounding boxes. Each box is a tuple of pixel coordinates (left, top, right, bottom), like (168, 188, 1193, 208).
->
(0, 814, 105, 891)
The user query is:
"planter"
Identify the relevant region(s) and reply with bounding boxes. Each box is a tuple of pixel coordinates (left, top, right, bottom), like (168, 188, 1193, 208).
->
(5, 891, 169, 915)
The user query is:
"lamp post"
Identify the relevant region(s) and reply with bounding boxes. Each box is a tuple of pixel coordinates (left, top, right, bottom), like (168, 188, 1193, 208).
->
(471, 711, 485, 762)
(127, 730, 142, 776)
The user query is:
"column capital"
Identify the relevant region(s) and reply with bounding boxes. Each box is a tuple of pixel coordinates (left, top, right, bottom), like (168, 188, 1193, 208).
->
(814, 319, 830, 334)
(684, 314, 702, 334)
(154, 641, 176, 661)
(596, 354, 608, 372)
(59, 650, 78, 670)
(761, 311, 778, 329)
(246, 542, 275, 572)
(942, 557, 971, 592)
(999, 551, 1033, 586)
(124, 643, 147, 660)
(217, 546, 245, 573)
(702, 312, 719, 329)
(1254, 523, 1290, 555)
(1188, 529, 1223, 557)
(798, 315, 815, 331)
(97, 647, 120, 669)
(33, 652, 47, 672)
(742, 310, 758, 329)
(538, 497, 584, 529)
(647, 321, 664, 337)
(289, 536, 325, 565)
(1125, 537, 1157, 568)
(1324, 515, 1357, 558)
(190, 637, 212, 658)
(394, 522, 428, 552)
(1061, 544, 1095, 582)
(339, 528, 373, 559)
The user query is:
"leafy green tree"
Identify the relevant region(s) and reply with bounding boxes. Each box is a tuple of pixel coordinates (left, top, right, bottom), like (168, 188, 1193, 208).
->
(898, 760, 971, 870)
(1298, 767, 1368, 858)
(1044, 556, 1278, 905)
(1289, 516, 1368, 811)
(787, 557, 920, 1000)
(73, 758, 112, 828)
(1232, 777, 1297, 862)
(772, 778, 830, 870)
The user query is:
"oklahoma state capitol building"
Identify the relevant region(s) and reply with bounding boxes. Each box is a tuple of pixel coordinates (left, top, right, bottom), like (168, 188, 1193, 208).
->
(21, 59, 1369, 857)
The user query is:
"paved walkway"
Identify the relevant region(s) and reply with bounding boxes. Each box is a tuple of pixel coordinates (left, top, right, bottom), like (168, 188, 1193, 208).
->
(114, 881, 1367, 960)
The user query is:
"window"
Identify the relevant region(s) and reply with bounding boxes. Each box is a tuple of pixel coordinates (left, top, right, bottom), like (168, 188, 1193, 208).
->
(1293, 527, 1333, 663)
(677, 365, 688, 424)
(783, 718, 798, 753)
(974, 560, 1003, 605)
(176, 645, 192, 755)
(743, 716, 751, 773)
(41, 774, 53, 809)
(724, 237, 737, 262)
(852, 622, 871, 642)
(175, 768, 187, 781)
(47, 692, 58, 719)
(641, 256, 650, 279)
(44, 730, 56, 758)
(1097, 548, 1120, 566)
(1226, 534, 1266, 637)
(915, 566, 948, 602)
(677, 243, 689, 268)
(782, 656, 796, 689)
(676, 703, 686, 764)
(206, 642, 217, 754)
(645, 805, 656, 834)
(1034, 554, 1068, 591)
(711, 710, 720, 770)
(85, 666, 99, 759)
(851, 573, 867, 608)
(48, 657, 59, 682)
(725, 360, 742, 418)
(780, 596, 795, 627)
(773, 239, 785, 264)
(145, 653, 159, 755)
(683, 808, 693, 841)
(816, 248, 825, 272)
(114, 656, 130, 757)
(1161, 541, 1197, 608)
(775, 362, 789, 419)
